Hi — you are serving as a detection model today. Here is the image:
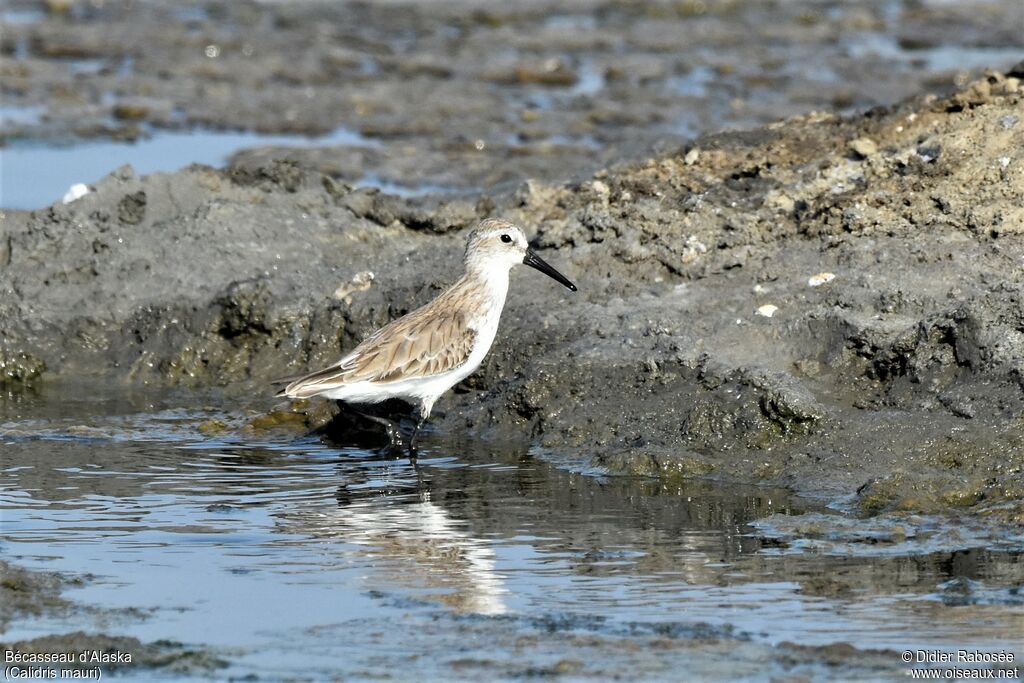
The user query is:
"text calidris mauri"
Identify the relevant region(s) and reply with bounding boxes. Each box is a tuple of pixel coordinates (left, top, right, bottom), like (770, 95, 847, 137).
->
(277, 218, 577, 451)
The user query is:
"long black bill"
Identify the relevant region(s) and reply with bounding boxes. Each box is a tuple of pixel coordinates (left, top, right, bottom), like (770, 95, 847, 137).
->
(523, 248, 578, 292)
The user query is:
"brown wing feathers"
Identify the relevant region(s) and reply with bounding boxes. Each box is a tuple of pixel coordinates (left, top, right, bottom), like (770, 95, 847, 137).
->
(279, 302, 478, 398)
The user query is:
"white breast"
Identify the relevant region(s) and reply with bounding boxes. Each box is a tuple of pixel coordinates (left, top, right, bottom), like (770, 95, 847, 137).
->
(397, 290, 505, 408)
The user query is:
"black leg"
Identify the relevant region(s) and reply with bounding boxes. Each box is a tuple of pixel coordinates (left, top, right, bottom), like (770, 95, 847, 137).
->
(409, 416, 427, 448)
(407, 407, 430, 459)
(407, 417, 425, 460)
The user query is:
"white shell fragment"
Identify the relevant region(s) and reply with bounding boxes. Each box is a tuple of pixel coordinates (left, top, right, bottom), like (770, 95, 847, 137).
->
(808, 272, 836, 288)
(756, 304, 779, 318)
(62, 183, 90, 204)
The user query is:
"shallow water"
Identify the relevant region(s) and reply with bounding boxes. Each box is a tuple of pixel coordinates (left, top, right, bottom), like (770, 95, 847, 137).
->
(1, 387, 1022, 681)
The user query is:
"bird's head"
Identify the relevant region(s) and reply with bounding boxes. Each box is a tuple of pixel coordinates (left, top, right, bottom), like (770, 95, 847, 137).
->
(464, 218, 577, 291)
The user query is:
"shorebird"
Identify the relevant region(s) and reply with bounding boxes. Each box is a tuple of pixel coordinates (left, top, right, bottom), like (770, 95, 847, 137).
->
(277, 218, 577, 451)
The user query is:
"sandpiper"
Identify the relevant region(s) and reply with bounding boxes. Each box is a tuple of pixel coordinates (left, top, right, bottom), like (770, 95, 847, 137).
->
(277, 218, 577, 450)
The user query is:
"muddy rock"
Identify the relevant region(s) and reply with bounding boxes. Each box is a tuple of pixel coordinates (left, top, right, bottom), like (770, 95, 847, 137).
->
(0, 561, 72, 630)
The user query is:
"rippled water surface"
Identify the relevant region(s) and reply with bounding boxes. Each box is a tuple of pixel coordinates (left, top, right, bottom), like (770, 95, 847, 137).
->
(1, 387, 1022, 681)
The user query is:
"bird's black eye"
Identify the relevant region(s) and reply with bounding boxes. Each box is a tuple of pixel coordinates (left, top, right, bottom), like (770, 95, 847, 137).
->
(500, 234, 512, 243)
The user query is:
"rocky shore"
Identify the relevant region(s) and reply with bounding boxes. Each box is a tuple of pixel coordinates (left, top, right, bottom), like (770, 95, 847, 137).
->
(3, 66, 1023, 524)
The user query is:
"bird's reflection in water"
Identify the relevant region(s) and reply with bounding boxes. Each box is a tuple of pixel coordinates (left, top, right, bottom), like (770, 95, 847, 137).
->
(287, 450, 509, 616)
(277, 428, 803, 618)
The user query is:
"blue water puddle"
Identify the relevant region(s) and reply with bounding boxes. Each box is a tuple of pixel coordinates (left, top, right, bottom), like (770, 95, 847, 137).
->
(848, 35, 1023, 73)
(569, 58, 606, 97)
(669, 64, 717, 97)
(0, 6, 44, 25)
(543, 14, 598, 32)
(357, 173, 480, 198)
(0, 124, 465, 210)
(503, 131, 602, 150)
(65, 57, 108, 75)
(0, 104, 47, 127)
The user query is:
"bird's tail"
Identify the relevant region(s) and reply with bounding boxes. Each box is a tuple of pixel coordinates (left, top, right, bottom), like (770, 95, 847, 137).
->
(270, 374, 303, 398)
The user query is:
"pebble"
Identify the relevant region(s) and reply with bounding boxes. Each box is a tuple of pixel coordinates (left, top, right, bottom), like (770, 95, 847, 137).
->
(684, 148, 700, 165)
(756, 304, 779, 318)
(808, 272, 836, 287)
(848, 137, 877, 159)
(62, 183, 90, 204)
